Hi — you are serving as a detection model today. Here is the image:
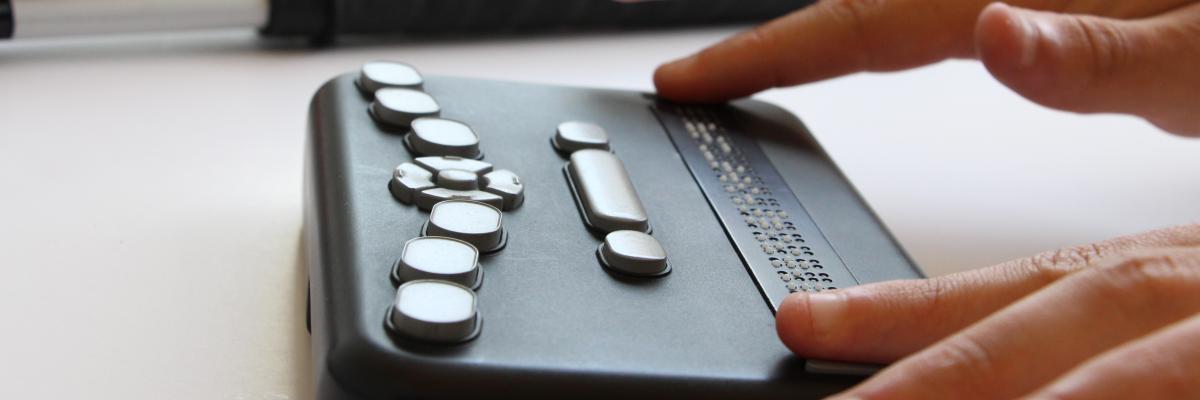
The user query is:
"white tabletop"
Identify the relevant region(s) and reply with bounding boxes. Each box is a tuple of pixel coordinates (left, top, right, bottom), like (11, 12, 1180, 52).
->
(1, 27, 1197, 399)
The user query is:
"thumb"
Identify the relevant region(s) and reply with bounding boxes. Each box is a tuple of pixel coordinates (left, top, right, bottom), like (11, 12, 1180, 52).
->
(975, 2, 1200, 136)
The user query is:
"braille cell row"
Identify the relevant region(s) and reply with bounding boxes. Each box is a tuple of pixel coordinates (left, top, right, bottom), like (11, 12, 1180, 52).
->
(677, 107, 838, 294)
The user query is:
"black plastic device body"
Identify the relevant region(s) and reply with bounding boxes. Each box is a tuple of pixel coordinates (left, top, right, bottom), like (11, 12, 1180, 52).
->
(263, 0, 813, 37)
(304, 73, 923, 399)
(1, 0, 12, 39)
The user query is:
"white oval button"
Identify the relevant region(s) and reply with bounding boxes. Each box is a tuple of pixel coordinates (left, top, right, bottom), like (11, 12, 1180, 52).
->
(358, 61, 424, 93)
(393, 237, 481, 289)
(370, 88, 440, 128)
(389, 280, 480, 343)
(424, 200, 505, 253)
(408, 117, 481, 158)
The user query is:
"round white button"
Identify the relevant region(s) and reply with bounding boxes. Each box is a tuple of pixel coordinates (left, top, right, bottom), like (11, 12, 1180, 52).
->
(408, 118, 481, 158)
(425, 200, 505, 253)
(389, 280, 479, 343)
(370, 88, 440, 128)
(437, 169, 480, 191)
(358, 61, 424, 93)
(393, 237, 481, 288)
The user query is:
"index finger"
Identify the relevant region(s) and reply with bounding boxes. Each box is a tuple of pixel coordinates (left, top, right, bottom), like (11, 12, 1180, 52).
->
(653, 0, 989, 102)
(776, 224, 1200, 363)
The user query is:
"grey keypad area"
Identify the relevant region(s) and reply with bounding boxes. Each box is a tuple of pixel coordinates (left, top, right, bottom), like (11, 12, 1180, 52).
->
(653, 104, 860, 310)
(360, 61, 522, 344)
(554, 122, 669, 278)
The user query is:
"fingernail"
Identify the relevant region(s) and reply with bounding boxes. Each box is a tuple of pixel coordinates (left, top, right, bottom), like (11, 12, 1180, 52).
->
(805, 292, 848, 336)
(1013, 13, 1040, 68)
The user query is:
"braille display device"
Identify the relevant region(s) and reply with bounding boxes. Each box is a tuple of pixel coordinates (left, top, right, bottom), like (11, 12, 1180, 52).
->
(304, 61, 925, 399)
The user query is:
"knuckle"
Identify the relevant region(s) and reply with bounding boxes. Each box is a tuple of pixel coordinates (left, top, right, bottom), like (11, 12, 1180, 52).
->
(1070, 17, 1133, 82)
(1014, 243, 1109, 284)
(820, 0, 886, 66)
(1088, 251, 1199, 294)
(917, 334, 996, 396)
(1122, 346, 1197, 396)
(1155, 223, 1200, 244)
(909, 276, 951, 320)
(740, 25, 786, 88)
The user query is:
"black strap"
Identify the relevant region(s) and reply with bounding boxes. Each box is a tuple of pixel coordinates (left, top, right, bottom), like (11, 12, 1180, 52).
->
(1, 0, 13, 39)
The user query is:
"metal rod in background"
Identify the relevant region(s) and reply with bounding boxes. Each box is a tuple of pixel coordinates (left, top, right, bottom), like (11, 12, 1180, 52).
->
(6, 0, 267, 39)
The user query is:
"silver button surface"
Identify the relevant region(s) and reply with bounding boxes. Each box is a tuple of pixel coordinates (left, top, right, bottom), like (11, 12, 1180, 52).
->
(424, 200, 505, 252)
(553, 121, 610, 153)
(481, 169, 524, 210)
(598, 230, 669, 277)
(388, 280, 480, 343)
(393, 237, 481, 289)
(565, 149, 649, 233)
(416, 188, 504, 211)
(370, 88, 440, 128)
(358, 61, 424, 93)
(436, 169, 480, 191)
(389, 163, 436, 204)
(415, 156, 493, 176)
(408, 118, 481, 158)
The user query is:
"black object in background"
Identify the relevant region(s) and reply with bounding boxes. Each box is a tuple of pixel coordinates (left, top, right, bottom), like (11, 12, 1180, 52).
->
(1, 0, 813, 40)
(264, 0, 814, 37)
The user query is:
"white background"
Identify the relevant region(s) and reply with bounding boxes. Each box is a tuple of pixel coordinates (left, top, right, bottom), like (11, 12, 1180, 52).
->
(1, 27, 1198, 399)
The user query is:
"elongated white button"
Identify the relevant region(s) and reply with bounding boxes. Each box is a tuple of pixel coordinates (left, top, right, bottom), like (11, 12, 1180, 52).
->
(358, 61, 424, 93)
(408, 118, 481, 158)
(415, 188, 504, 211)
(371, 88, 440, 128)
(393, 237, 481, 288)
(424, 200, 505, 252)
(415, 156, 492, 176)
(566, 149, 649, 233)
(598, 230, 669, 277)
(389, 280, 479, 343)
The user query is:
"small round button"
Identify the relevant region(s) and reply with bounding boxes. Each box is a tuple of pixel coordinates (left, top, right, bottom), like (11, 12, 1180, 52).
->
(598, 230, 669, 277)
(408, 118, 481, 158)
(358, 61, 424, 93)
(553, 121, 610, 153)
(388, 280, 480, 343)
(393, 237, 481, 288)
(370, 88, 440, 128)
(437, 169, 480, 191)
(424, 200, 505, 253)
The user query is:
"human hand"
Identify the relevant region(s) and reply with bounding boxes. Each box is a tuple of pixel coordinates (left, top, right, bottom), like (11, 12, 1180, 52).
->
(654, 0, 1200, 135)
(775, 225, 1200, 399)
